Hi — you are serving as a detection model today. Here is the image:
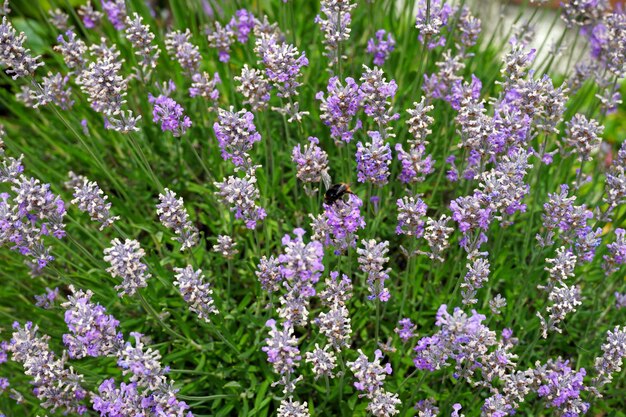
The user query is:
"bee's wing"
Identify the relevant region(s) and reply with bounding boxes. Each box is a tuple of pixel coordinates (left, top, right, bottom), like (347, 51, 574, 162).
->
(321, 171, 332, 191)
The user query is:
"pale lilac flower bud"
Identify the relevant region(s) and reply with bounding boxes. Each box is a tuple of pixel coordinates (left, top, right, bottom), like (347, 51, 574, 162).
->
(489, 293, 507, 315)
(406, 97, 434, 145)
(213, 107, 261, 167)
(319, 271, 352, 307)
(125, 13, 160, 76)
(423, 215, 454, 262)
(104, 238, 152, 297)
(592, 325, 626, 392)
(190, 71, 221, 111)
(538, 284, 582, 338)
(165, 29, 202, 75)
(368, 390, 401, 417)
(76, 40, 127, 116)
(316, 303, 352, 350)
(54, 30, 87, 72)
(0, 16, 44, 79)
(68, 172, 119, 230)
(305, 344, 336, 379)
(543, 246, 577, 290)
(117, 332, 168, 390)
(565, 114, 604, 162)
(207, 21, 235, 62)
(315, 0, 356, 66)
(396, 195, 427, 237)
(415, 0, 454, 49)
(396, 143, 434, 184)
(235, 64, 271, 111)
(278, 397, 310, 417)
(461, 256, 490, 305)
(48, 9, 69, 31)
(256, 255, 282, 293)
(213, 234, 238, 259)
(357, 239, 391, 302)
(173, 266, 218, 323)
(348, 349, 393, 395)
(34, 72, 74, 110)
(615, 292, 626, 309)
(292, 136, 329, 184)
(156, 188, 198, 250)
(214, 172, 266, 229)
(78, 1, 102, 29)
(255, 34, 308, 99)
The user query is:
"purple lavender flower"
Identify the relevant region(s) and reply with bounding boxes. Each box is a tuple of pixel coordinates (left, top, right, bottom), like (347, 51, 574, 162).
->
(320, 193, 366, 253)
(148, 92, 192, 137)
(214, 171, 266, 229)
(415, 0, 455, 49)
(316, 76, 363, 143)
(190, 71, 221, 111)
(367, 30, 395, 66)
(396, 143, 435, 183)
(278, 227, 325, 299)
(103, 238, 152, 297)
(78, 2, 102, 29)
(603, 228, 626, 276)
(395, 318, 417, 342)
(356, 131, 392, 186)
(229, 9, 256, 43)
(319, 271, 353, 307)
(34, 72, 74, 110)
(535, 358, 589, 416)
(538, 283, 582, 338)
(423, 215, 454, 262)
(207, 21, 235, 62)
(101, 0, 127, 30)
(360, 65, 400, 128)
(278, 397, 310, 417)
(9, 322, 89, 415)
(565, 114, 604, 162)
(263, 319, 302, 393)
(461, 257, 490, 305)
(255, 33, 308, 99)
(213, 107, 261, 167)
(34, 287, 59, 309)
(615, 292, 626, 309)
(62, 286, 123, 358)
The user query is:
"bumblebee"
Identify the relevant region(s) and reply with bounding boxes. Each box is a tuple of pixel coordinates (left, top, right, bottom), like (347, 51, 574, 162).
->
(324, 183, 354, 205)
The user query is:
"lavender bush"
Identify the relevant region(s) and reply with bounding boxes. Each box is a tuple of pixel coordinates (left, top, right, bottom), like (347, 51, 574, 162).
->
(0, 0, 625, 416)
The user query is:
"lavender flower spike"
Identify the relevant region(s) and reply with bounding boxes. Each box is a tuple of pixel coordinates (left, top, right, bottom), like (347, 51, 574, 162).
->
(104, 238, 152, 297)
(0, 16, 44, 79)
(156, 188, 199, 250)
(173, 266, 219, 323)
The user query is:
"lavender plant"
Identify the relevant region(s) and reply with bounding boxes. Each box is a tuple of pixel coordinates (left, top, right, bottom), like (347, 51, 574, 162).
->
(1, 0, 626, 416)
